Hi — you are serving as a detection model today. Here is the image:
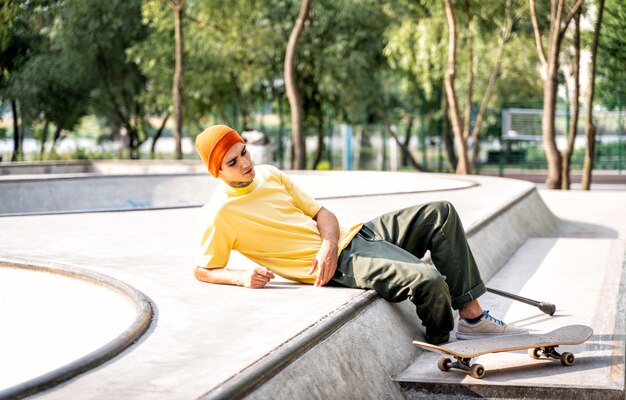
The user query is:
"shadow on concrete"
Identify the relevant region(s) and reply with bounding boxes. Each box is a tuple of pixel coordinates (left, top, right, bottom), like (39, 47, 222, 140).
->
(559, 219, 619, 239)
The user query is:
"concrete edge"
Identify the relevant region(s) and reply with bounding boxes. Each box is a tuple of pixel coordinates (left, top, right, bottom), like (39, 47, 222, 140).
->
(0, 259, 155, 400)
(199, 290, 380, 400)
(465, 184, 535, 237)
(611, 244, 626, 386)
(399, 381, 624, 400)
(0, 172, 206, 182)
(0, 175, 479, 218)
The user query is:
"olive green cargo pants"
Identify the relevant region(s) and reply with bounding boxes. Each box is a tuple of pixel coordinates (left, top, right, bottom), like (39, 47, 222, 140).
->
(330, 201, 486, 340)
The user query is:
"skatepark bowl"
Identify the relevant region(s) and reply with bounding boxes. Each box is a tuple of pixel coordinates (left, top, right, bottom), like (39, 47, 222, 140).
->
(0, 262, 152, 399)
(0, 160, 624, 399)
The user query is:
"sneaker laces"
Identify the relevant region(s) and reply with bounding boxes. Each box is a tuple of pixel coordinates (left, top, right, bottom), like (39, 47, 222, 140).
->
(483, 310, 504, 326)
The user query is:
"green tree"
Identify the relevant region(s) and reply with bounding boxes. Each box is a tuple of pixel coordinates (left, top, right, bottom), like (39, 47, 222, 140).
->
(57, 0, 149, 159)
(0, 0, 44, 160)
(385, 2, 448, 169)
(595, 0, 625, 110)
(298, 0, 392, 169)
(529, 0, 584, 189)
(182, 0, 293, 134)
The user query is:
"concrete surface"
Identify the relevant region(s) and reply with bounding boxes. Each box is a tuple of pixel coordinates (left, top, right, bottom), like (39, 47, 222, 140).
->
(0, 166, 623, 399)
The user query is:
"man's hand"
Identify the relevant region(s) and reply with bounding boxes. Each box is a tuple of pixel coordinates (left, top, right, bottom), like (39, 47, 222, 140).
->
(308, 240, 338, 287)
(236, 267, 275, 288)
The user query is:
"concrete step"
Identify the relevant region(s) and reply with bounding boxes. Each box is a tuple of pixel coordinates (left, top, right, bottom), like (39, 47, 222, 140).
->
(396, 238, 626, 399)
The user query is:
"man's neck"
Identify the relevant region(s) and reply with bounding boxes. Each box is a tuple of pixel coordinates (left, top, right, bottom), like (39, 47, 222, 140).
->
(225, 179, 254, 189)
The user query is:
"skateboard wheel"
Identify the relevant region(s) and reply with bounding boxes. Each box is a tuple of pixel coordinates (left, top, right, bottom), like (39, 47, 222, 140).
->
(528, 348, 542, 359)
(560, 352, 575, 366)
(470, 364, 486, 379)
(437, 357, 452, 372)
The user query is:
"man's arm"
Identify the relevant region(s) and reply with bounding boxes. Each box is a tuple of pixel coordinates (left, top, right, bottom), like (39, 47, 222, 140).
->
(309, 207, 340, 287)
(194, 266, 275, 289)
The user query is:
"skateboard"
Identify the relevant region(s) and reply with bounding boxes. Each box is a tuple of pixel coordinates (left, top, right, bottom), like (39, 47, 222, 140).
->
(412, 324, 593, 379)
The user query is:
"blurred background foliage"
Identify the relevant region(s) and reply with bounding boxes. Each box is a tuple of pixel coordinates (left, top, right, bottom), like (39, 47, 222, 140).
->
(0, 0, 623, 170)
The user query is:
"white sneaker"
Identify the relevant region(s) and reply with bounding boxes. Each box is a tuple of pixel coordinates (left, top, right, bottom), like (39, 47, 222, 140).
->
(456, 310, 528, 340)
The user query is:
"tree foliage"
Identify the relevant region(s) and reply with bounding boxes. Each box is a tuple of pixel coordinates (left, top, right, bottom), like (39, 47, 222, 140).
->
(0, 0, 620, 172)
(596, 0, 625, 110)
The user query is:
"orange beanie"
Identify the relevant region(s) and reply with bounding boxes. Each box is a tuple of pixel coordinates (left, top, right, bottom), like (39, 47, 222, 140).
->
(195, 125, 245, 177)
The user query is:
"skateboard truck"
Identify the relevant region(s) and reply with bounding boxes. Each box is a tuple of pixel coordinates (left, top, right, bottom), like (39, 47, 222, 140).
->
(438, 357, 486, 379)
(437, 345, 576, 379)
(528, 346, 575, 366)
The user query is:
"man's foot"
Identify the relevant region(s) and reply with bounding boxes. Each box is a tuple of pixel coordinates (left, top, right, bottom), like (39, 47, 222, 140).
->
(456, 310, 528, 340)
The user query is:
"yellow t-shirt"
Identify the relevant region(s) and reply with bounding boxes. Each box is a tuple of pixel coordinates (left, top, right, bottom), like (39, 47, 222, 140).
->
(196, 165, 362, 284)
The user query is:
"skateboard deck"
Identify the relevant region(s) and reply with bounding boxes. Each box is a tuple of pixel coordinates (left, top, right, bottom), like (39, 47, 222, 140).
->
(413, 324, 593, 379)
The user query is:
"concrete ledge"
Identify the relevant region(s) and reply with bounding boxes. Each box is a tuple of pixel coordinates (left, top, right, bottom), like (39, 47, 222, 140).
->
(0, 260, 154, 399)
(0, 174, 213, 216)
(0, 170, 475, 216)
(0, 160, 204, 176)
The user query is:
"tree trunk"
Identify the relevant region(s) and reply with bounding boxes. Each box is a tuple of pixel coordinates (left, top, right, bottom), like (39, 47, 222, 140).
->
(284, 0, 311, 169)
(151, 112, 170, 159)
(10, 99, 20, 162)
(39, 119, 50, 160)
(379, 111, 428, 172)
(582, 0, 605, 190)
(168, 0, 185, 160)
(312, 101, 325, 169)
(463, 0, 473, 144)
(542, 31, 563, 189)
(529, 0, 584, 189)
(561, 9, 581, 190)
(443, 0, 470, 175)
(50, 124, 62, 153)
(441, 91, 457, 170)
(272, 84, 286, 169)
(402, 117, 414, 167)
(129, 127, 140, 160)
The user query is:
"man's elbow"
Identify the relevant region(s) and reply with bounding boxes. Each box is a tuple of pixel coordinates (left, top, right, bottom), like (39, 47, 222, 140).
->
(194, 266, 206, 282)
(314, 206, 335, 221)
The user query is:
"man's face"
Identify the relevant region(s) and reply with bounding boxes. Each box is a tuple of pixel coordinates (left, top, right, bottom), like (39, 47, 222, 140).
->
(218, 141, 255, 187)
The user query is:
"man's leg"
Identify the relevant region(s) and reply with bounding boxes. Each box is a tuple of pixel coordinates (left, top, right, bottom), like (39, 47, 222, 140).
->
(332, 234, 455, 344)
(362, 201, 485, 310)
(359, 201, 527, 340)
